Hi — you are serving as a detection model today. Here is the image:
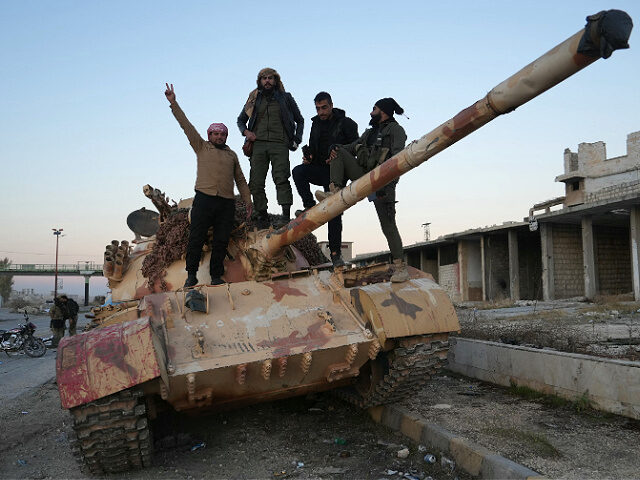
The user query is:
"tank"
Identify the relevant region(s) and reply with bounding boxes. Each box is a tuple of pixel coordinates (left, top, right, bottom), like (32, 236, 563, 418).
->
(56, 10, 632, 474)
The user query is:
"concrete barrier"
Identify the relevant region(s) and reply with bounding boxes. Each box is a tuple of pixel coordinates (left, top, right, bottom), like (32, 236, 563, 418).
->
(369, 404, 544, 479)
(448, 337, 640, 419)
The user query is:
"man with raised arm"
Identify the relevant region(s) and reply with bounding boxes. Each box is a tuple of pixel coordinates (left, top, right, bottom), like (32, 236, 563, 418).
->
(165, 83, 253, 288)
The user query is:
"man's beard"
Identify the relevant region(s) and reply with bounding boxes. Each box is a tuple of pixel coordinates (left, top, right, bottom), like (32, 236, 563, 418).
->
(213, 142, 226, 149)
(369, 113, 381, 127)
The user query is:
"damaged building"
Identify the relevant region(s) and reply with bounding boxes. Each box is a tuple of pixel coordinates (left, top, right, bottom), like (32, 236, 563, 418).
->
(355, 130, 640, 302)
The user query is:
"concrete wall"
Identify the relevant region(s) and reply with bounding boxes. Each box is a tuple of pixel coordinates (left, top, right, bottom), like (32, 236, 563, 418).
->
(595, 225, 632, 295)
(552, 224, 584, 298)
(517, 232, 542, 300)
(464, 241, 483, 301)
(483, 235, 509, 301)
(439, 264, 460, 302)
(585, 179, 640, 204)
(420, 249, 438, 282)
(448, 337, 640, 420)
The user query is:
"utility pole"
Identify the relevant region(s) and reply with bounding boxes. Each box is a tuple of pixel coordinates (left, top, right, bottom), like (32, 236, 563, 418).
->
(52, 228, 63, 298)
(421, 222, 431, 242)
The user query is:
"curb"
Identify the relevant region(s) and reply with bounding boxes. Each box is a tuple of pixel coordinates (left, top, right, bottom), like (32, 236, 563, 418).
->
(368, 404, 545, 480)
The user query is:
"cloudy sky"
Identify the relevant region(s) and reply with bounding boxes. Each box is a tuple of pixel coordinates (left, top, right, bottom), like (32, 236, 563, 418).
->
(1, 1, 638, 296)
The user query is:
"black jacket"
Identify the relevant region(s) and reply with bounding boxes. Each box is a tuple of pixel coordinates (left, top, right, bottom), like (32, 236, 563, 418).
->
(237, 90, 304, 150)
(307, 108, 358, 166)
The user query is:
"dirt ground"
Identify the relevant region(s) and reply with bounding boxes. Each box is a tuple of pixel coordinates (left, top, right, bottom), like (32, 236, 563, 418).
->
(2, 301, 639, 479)
(399, 372, 640, 480)
(0, 380, 468, 480)
(456, 299, 640, 361)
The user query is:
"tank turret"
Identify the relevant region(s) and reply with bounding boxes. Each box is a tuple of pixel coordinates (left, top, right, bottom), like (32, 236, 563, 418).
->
(57, 10, 632, 475)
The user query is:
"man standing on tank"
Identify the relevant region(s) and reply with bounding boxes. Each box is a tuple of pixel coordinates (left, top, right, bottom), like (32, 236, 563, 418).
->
(293, 92, 358, 267)
(237, 68, 304, 228)
(164, 83, 253, 288)
(316, 98, 409, 282)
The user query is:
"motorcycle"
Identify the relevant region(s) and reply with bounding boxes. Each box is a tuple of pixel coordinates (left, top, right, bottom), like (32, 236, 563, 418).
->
(0, 310, 47, 357)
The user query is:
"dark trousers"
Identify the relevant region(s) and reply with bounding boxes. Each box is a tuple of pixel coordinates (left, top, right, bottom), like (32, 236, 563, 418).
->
(330, 149, 403, 259)
(292, 163, 343, 255)
(186, 191, 235, 278)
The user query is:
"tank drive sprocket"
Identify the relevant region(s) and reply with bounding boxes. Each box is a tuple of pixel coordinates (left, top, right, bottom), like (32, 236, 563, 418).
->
(336, 333, 450, 408)
(69, 387, 153, 474)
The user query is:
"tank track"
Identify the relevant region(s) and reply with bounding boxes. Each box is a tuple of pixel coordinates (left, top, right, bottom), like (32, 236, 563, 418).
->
(69, 388, 152, 474)
(336, 333, 450, 408)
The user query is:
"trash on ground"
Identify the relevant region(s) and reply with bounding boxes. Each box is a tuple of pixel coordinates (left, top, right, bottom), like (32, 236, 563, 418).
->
(21, 411, 28, 414)
(339, 450, 350, 458)
(384, 469, 398, 475)
(423, 454, 436, 464)
(441, 455, 456, 472)
(417, 444, 427, 452)
(334, 437, 347, 445)
(397, 447, 410, 458)
(432, 403, 452, 409)
(190, 442, 206, 452)
(17, 459, 27, 466)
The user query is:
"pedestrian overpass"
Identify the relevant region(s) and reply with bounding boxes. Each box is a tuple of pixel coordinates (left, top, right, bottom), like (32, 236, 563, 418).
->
(0, 263, 104, 305)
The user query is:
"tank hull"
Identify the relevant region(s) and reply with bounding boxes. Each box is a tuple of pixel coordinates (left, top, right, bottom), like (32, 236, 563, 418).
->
(58, 266, 459, 413)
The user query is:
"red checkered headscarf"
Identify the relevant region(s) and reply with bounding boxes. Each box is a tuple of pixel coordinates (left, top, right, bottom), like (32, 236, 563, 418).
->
(207, 123, 228, 135)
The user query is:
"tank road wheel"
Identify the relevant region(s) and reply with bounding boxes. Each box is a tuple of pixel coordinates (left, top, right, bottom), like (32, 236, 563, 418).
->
(69, 388, 153, 474)
(337, 333, 449, 408)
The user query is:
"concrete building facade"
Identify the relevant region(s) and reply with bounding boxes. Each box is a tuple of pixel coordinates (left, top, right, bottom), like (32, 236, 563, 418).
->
(355, 130, 640, 302)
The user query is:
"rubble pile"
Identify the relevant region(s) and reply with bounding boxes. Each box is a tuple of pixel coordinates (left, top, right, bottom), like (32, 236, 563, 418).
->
(141, 209, 190, 291)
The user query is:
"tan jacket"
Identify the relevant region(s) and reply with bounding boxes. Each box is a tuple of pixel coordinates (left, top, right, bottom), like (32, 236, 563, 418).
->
(171, 102, 252, 205)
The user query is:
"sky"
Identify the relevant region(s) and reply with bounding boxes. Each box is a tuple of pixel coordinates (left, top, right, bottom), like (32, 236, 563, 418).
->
(1, 1, 638, 296)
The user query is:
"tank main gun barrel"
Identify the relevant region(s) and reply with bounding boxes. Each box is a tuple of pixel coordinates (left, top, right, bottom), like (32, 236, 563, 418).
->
(254, 10, 632, 259)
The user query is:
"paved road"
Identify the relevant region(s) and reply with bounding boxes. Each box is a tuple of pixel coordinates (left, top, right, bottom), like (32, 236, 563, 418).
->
(0, 308, 90, 403)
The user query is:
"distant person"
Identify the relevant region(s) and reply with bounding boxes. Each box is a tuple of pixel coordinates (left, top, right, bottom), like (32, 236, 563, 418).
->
(237, 68, 304, 228)
(60, 294, 79, 336)
(164, 83, 253, 288)
(49, 297, 65, 347)
(293, 92, 358, 267)
(316, 98, 409, 282)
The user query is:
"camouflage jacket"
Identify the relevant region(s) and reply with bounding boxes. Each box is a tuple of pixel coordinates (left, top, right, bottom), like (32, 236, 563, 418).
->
(341, 119, 407, 171)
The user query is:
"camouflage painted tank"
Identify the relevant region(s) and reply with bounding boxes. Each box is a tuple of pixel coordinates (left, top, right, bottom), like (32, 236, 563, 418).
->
(56, 10, 631, 474)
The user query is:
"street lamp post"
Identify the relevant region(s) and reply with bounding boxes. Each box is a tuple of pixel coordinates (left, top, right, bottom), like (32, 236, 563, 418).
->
(52, 228, 63, 298)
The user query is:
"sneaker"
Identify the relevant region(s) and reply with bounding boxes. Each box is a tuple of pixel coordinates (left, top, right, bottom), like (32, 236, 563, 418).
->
(315, 183, 340, 202)
(210, 277, 224, 286)
(331, 252, 345, 268)
(390, 259, 409, 283)
(184, 273, 198, 288)
(295, 205, 314, 217)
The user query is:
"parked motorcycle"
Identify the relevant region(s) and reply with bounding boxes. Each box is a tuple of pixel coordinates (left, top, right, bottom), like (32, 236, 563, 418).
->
(0, 311, 46, 357)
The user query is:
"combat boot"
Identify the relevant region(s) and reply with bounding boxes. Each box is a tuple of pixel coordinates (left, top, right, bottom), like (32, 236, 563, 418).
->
(184, 273, 198, 288)
(255, 211, 270, 229)
(210, 276, 224, 286)
(390, 259, 409, 283)
(315, 183, 340, 202)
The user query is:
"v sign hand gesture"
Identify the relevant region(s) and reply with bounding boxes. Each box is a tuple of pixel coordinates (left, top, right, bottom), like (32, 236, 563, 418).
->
(165, 83, 176, 104)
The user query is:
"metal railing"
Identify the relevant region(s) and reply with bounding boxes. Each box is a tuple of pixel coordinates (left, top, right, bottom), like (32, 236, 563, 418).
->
(0, 263, 103, 274)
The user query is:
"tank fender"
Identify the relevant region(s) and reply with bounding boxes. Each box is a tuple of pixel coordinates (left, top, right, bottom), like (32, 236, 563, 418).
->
(349, 276, 460, 344)
(56, 317, 163, 409)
